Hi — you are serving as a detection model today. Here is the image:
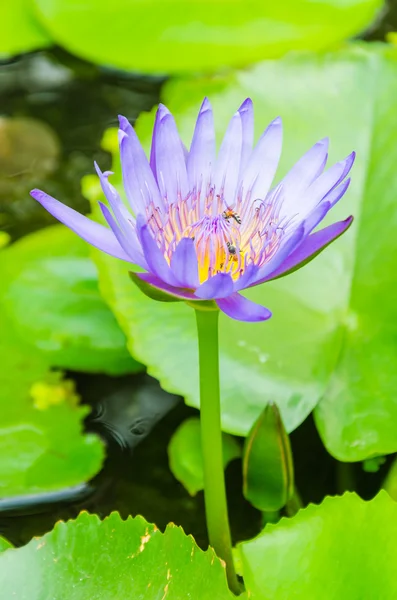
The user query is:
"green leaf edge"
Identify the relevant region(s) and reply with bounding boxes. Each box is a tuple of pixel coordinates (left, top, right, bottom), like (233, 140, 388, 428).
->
(238, 489, 394, 550)
(168, 416, 241, 496)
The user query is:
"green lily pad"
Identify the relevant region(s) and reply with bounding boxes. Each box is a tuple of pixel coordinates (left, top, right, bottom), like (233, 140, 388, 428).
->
(0, 511, 234, 599)
(0, 538, 13, 553)
(32, 0, 382, 73)
(382, 458, 397, 501)
(0, 0, 51, 58)
(90, 44, 397, 462)
(0, 224, 142, 375)
(168, 417, 241, 496)
(239, 491, 397, 599)
(0, 310, 104, 498)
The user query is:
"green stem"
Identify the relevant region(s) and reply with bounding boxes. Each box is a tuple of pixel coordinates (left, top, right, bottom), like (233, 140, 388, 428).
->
(336, 461, 356, 494)
(195, 308, 240, 595)
(285, 488, 303, 517)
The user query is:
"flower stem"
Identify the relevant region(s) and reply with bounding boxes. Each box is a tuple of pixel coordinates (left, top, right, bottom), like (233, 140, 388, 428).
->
(195, 308, 240, 595)
(285, 487, 303, 517)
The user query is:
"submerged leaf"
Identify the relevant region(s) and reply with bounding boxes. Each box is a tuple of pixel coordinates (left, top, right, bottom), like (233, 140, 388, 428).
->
(168, 417, 241, 496)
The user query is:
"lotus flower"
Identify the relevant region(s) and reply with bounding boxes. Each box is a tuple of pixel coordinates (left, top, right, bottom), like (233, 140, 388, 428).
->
(31, 99, 354, 322)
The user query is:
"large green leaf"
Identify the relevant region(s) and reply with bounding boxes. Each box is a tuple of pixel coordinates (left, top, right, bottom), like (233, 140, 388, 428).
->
(168, 417, 241, 496)
(0, 538, 13, 553)
(239, 491, 397, 599)
(91, 44, 397, 461)
(0, 312, 104, 498)
(0, 224, 142, 375)
(0, 0, 51, 57)
(32, 0, 382, 73)
(0, 511, 234, 599)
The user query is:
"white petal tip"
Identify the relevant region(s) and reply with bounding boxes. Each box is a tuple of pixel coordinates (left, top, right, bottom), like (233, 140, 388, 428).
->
(317, 137, 329, 148)
(271, 116, 282, 126)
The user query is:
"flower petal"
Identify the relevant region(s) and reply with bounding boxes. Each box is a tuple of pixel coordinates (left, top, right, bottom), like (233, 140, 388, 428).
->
(118, 115, 162, 213)
(238, 98, 254, 174)
(132, 272, 197, 300)
(264, 216, 353, 281)
(195, 272, 234, 299)
(216, 293, 272, 322)
(187, 98, 215, 208)
(238, 224, 305, 290)
(98, 202, 147, 267)
(30, 189, 131, 262)
(325, 177, 351, 208)
(95, 162, 131, 226)
(213, 111, 242, 209)
(154, 111, 189, 202)
(94, 162, 142, 251)
(297, 178, 351, 236)
(136, 215, 180, 287)
(280, 138, 329, 211)
(149, 104, 170, 176)
(240, 116, 283, 204)
(170, 237, 199, 288)
(294, 151, 355, 218)
(302, 201, 331, 236)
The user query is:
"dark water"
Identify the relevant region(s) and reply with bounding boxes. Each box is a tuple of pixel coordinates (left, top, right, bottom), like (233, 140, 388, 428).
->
(1, 6, 396, 548)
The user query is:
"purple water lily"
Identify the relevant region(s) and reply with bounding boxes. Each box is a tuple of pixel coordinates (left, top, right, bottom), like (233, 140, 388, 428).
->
(31, 98, 354, 322)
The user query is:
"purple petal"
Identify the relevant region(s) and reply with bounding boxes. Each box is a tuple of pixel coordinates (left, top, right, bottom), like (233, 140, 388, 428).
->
(134, 272, 197, 300)
(213, 111, 242, 208)
(187, 98, 215, 207)
(170, 237, 199, 288)
(98, 202, 147, 267)
(195, 272, 234, 299)
(324, 177, 351, 208)
(95, 163, 147, 266)
(30, 189, 131, 262)
(302, 201, 331, 235)
(298, 178, 351, 236)
(149, 104, 170, 176)
(95, 163, 130, 224)
(264, 216, 353, 281)
(154, 112, 189, 202)
(136, 215, 180, 287)
(94, 163, 142, 251)
(216, 293, 272, 322)
(238, 98, 254, 174)
(238, 224, 305, 290)
(281, 138, 329, 211)
(241, 116, 282, 203)
(296, 151, 355, 218)
(118, 115, 162, 213)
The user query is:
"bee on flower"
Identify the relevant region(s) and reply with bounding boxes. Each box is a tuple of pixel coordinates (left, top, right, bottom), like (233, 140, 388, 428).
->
(31, 98, 354, 322)
(222, 208, 242, 225)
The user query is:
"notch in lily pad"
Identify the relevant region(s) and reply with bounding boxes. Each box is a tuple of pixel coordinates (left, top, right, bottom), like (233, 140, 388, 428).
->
(243, 402, 294, 512)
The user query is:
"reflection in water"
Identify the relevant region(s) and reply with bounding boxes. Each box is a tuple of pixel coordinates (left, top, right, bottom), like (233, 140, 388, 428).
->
(88, 375, 180, 450)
